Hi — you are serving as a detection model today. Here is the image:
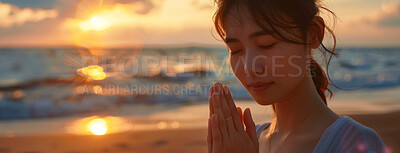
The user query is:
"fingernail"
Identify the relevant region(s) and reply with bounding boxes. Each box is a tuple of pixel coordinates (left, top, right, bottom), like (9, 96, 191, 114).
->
(223, 86, 228, 94)
(246, 108, 252, 117)
(213, 114, 218, 123)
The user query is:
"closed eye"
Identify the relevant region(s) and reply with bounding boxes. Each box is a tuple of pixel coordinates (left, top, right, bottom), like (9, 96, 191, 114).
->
(259, 42, 277, 49)
(230, 50, 242, 55)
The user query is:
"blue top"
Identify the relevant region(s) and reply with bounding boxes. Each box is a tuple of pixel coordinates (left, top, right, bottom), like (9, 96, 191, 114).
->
(255, 116, 388, 153)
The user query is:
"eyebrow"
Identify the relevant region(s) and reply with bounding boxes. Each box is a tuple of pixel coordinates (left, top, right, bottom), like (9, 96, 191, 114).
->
(225, 30, 274, 43)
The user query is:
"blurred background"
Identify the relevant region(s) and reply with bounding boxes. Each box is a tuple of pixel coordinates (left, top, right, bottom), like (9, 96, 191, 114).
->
(0, 0, 399, 153)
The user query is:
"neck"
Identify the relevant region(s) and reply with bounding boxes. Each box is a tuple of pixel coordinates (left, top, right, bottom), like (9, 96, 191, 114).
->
(271, 75, 328, 133)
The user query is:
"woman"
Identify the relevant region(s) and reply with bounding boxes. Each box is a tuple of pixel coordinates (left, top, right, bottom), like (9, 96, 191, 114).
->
(207, 0, 388, 153)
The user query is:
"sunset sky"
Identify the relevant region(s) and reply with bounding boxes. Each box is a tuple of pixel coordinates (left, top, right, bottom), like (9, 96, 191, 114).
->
(0, 0, 399, 47)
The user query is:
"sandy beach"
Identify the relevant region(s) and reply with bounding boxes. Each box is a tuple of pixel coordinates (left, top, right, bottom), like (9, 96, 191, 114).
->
(1, 86, 400, 153)
(0, 111, 398, 153)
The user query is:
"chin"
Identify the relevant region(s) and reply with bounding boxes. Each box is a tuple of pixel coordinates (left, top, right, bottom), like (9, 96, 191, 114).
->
(244, 82, 278, 105)
(249, 92, 277, 105)
(255, 98, 275, 105)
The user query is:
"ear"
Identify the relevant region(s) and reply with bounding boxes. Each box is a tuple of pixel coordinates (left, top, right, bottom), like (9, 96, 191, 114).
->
(308, 16, 325, 49)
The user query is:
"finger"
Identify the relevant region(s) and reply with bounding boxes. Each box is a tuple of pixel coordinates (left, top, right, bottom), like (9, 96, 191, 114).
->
(244, 108, 258, 144)
(237, 107, 243, 127)
(207, 117, 213, 153)
(214, 82, 220, 93)
(209, 86, 215, 116)
(218, 84, 236, 134)
(208, 97, 214, 117)
(211, 114, 222, 153)
(212, 89, 229, 139)
(223, 85, 244, 132)
(209, 84, 215, 95)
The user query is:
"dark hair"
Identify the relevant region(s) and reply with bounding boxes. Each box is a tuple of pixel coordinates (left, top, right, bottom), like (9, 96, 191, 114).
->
(213, 0, 339, 108)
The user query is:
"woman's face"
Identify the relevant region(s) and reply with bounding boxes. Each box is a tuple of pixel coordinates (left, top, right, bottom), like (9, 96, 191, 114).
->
(224, 14, 312, 105)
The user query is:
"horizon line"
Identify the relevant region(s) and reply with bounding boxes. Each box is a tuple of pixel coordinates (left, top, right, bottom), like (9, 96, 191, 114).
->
(0, 43, 399, 49)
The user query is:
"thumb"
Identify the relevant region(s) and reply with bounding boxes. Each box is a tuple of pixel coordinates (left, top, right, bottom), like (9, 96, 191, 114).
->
(244, 108, 258, 144)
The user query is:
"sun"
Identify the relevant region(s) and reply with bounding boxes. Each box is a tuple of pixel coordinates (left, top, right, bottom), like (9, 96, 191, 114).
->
(87, 118, 108, 135)
(80, 15, 110, 31)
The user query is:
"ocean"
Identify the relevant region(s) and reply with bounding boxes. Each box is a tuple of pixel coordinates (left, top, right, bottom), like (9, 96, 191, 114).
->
(0, 47, 399, 136)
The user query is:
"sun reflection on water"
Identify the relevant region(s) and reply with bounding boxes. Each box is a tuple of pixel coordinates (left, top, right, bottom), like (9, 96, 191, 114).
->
(76, 65, 107, 80)
(67, 116, 132, 135)
(87, 118, 108, 135)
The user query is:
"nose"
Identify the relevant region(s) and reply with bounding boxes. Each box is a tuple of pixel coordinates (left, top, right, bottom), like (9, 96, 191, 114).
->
(243, 49, 266, 77)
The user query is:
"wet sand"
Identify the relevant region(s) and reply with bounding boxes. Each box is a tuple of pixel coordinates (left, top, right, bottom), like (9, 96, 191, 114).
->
(0, 111, 398, 153)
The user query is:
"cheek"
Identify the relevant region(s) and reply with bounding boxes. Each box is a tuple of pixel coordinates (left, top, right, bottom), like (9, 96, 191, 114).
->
(271, 46, 308, 89)
(230, 56, 244, 80)
(272, 53, 307, 78)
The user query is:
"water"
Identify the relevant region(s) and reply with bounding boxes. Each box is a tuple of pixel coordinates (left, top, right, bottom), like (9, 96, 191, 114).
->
(0, 47, 399, 120)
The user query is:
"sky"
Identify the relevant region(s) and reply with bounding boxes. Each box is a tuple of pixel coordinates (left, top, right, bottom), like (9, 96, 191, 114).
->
(0, 0, 399, 47)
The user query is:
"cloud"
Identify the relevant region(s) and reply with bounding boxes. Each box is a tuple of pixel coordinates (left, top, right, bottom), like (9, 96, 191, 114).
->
(63, 3, 144, 32)
(113, 0, 156, 14)
(336, 2, 400, 47)
(63, 0, 214, 32)
(73, 0, 158, 15)
(190, 0, 214, 10)
(0, 2, 58, 28)
(0, 0, 218, 47)
(364, 2, 400, 27)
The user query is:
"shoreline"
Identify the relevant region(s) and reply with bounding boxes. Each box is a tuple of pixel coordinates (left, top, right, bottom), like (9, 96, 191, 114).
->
(0, 111, 398, 153)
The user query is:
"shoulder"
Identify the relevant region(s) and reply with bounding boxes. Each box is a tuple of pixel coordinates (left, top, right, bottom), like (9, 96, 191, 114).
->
(329, 116, 388, 153)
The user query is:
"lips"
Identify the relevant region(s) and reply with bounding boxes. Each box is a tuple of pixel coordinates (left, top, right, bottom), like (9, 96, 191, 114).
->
(247, 82, 274, 92)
